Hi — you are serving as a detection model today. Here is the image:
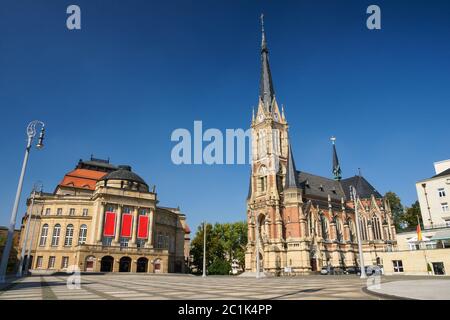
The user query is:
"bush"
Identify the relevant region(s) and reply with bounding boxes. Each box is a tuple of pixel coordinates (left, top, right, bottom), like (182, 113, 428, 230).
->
(208, 258, 231, 275)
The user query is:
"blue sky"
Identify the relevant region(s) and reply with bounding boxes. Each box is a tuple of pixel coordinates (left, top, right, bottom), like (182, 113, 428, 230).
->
(1, 0, 450, 234)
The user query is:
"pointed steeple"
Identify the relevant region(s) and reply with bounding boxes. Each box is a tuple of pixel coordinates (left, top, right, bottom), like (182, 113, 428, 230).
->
(331, 136, 342, 181)
(284, 143, 299, 189)
(259, 14, 275, 112)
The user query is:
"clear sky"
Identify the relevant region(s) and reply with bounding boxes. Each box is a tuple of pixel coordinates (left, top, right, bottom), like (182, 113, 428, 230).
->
(1, 0, 450, 234)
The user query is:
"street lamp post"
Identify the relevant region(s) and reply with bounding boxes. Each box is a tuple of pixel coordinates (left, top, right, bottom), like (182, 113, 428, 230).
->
(0, 120, 45, 283)
(202, 221, 206, 277)
(351, 186, 367, 279)
(16, 183, 43, 277)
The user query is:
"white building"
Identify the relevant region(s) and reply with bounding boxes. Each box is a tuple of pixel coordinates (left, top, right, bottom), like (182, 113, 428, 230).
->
(416, 159, 450, 229)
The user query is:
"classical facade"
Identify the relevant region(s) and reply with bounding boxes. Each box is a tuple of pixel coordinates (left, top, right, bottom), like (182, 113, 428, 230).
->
(245, 17, 397, 275)
(18, 157, 190, 274)
(416, 159, 450, 229)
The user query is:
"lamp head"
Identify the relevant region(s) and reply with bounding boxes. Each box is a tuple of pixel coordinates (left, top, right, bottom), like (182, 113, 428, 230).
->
(36, 126, 45, 149)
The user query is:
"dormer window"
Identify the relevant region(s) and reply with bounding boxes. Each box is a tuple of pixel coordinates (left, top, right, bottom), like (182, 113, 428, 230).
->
(319, 184, 324, 191)
(305, 180, 310, 188)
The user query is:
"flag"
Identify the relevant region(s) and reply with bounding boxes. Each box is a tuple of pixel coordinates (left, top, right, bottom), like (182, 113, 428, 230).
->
(137, 215, 149, 239)
(103, 211, 116, 237)
(120, 214, 133, 238)
(416, 223, 423, 242)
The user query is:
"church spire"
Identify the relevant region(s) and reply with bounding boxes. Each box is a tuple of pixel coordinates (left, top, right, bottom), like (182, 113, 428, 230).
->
(259, 14, 275, 112)
(331, 136, 342, 181)
(284, 143, 299, 189)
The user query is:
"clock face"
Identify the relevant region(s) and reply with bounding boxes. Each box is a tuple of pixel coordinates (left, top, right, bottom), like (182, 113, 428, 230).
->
(274, 113, 278, 121)
(258, 114, 264, 122)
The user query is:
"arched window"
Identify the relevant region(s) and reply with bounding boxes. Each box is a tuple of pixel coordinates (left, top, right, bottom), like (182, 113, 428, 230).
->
(51, 224, 61, 247)
(372, 215, 382, 240)
(320, 214, 328, 240)
(78, 224, 87, 244)
(359, 217, 368, 241)
(257, 166, 267, 193)
(348, 219, 355, 242)
(39, 224, 49, 247)
(258, 130, 266, 158)
(64, 224, 74, 246)
(336, 218, 342, 242)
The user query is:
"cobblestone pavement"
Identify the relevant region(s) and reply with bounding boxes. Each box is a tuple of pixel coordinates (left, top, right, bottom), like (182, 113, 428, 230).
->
(2, 274, 443, 300)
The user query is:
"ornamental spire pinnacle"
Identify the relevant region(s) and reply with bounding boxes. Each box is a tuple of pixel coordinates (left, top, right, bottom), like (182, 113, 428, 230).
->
(331, 136, 342, 181)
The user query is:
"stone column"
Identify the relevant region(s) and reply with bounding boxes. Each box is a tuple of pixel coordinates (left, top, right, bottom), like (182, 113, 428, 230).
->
(130, 207, 138, 247)
(146, 209, 154, 248)
(96, 203, 106, 243)
(113, 205, 122, 246)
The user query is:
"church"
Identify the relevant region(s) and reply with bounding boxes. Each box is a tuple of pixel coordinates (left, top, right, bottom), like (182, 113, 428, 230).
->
(245, 17, 397, 275)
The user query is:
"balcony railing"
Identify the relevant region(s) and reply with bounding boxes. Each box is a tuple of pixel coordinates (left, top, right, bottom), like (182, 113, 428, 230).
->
(76, 244, 168, 255)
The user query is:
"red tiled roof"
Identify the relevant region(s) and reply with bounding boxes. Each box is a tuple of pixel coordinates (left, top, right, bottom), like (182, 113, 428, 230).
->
(59, 169, 107, 190)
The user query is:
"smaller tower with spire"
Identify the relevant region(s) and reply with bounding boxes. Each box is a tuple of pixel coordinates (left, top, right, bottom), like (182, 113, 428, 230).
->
(331, 136, 342, 181)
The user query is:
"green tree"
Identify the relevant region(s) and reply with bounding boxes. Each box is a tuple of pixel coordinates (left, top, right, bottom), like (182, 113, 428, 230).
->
(403, 201, 422, 228)
(384, 191, 404, 230)
(190, 221, 247, 275)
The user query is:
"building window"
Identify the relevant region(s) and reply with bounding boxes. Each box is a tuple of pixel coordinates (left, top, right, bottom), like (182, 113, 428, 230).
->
(393, 260, 404, 273)
(102, 237, 112, 246)
(119, 237, 129, 247)
(137, 239, 145, 248)
(123, 206, 132, 214)
(48, 256, 56, 269)
(82, 208, 88, 216)
(320, 214, 328, 240)
(45, 208, 51, 216)
(441, 203, 449, 212)
(372, 215, 382, 240)
(438, 188, 446, 198)
(78, 224, 87, 244)
(445, 220, 450, 227)
(64, 224, 74, 246)
(336, 218, 342, 242)
(61, 256, 69, 269)
(139, 208, 148, 215)
(57, 208, 63, 216)
(51, 224, 61, 246)
(39, 224, 49, 246)
(69, 208, 75, 216)
(36, 256, 43, 268)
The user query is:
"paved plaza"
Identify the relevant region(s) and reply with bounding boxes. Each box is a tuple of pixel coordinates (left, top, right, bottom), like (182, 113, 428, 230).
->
(0, 273, 444, 300)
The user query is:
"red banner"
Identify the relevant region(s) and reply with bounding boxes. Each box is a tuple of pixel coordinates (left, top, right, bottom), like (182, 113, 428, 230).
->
(121, 214, 133, 238)
(137, 215, 149, 239)
(103, 211, 116, 237)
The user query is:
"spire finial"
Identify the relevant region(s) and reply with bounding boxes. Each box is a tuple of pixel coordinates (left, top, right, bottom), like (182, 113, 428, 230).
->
(260, 13, 267, 52)
(261, 13, 265, 33)
(330, 136, 336, 145)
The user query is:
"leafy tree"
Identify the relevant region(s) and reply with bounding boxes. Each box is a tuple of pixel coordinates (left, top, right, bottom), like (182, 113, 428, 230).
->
(384, 191, 404, 230)
(190, 221, 247, 275)
(403, 201, 422, 228)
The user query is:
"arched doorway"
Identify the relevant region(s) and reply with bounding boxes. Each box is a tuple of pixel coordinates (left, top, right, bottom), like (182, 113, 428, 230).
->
(119, 256, 131, 272)
(153, 258, 161, 273)
(136, 257, 148, 273)
(100, 256, 114, 272)
(85, 255, 95, 272)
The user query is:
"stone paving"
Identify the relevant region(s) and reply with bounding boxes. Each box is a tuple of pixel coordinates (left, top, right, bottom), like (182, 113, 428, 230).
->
(367, 279, 450, 300)
(0, 274, 378, 300)
(2, 274, 448, 300)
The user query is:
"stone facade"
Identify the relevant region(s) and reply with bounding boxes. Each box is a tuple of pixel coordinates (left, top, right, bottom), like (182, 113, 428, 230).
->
(18, 158, 190, 274)
(245, 18, 397, 275)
